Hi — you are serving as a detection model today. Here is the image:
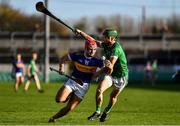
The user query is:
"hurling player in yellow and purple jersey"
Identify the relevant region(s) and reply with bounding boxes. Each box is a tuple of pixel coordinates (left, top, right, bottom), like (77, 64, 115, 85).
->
(76, 28, 129, 122)
(12, 53, 25, 92)
(48, 38, 104, 123)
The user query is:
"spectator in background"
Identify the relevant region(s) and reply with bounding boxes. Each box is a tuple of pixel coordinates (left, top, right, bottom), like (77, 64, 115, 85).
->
(144, 61, 152, 84)
(12, 53, 25, 92)
(24, 52, 43, 93)
(151, 59, 158, 85)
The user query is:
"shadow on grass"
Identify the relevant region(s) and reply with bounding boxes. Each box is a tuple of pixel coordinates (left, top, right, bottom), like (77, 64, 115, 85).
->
(127, 82, 180, 92)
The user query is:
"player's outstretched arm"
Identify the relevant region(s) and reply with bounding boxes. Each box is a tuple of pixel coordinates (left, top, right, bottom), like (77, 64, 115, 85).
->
(75, 29, 94, 40)
(75, 29, 102, 47)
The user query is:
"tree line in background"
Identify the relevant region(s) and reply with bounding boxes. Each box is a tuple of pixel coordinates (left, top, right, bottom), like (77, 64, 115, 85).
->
(1, 2, 180, 36)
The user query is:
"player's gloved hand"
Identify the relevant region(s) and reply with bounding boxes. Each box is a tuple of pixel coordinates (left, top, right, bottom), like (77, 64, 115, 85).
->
(59, 64, 65, 74)
(104, 60, 113, 75)
(58, 69, 64, 74)
(74, 29, 81, 35)
(105, 60, 112, 69)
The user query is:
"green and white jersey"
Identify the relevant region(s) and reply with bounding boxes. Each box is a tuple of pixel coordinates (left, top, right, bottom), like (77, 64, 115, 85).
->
(102, 41, 128, 78)
(30, 60, 36, 75)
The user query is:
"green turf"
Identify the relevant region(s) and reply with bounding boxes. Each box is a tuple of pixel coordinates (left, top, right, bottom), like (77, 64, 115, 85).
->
(0, 82, 180, 125)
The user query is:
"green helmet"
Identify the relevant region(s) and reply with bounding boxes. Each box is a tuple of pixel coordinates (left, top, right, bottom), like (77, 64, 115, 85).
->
(102, 28, 118, 38)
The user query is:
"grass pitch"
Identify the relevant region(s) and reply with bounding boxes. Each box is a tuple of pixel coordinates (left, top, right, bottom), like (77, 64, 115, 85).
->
(0, 82, 180, 125)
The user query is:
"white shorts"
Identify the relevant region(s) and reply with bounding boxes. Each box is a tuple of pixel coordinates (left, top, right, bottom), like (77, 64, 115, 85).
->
(64, 79, 90, 99)
(103, 75, 128, 91)
(16, 72, 23, 78)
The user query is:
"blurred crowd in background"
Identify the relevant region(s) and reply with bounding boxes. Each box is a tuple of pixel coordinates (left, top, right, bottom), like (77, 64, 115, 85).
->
(0, 0, 180, 84)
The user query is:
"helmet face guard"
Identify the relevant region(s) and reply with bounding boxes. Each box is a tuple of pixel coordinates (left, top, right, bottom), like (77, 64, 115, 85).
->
(85, 38, 97, 49)
(84, 38, 97, 57)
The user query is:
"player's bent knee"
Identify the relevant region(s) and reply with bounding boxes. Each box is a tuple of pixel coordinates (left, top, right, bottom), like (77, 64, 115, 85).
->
(55, 97, 64, 103)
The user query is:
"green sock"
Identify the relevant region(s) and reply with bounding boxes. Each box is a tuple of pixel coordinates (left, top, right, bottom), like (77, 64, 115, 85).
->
(96, 106, 101, 113)
(105, 106, 111, 113)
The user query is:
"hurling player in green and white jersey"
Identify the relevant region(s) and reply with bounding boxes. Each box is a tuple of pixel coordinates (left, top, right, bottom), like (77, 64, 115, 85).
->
(76, 28, 128, 122)
(24, 52, 44, 93)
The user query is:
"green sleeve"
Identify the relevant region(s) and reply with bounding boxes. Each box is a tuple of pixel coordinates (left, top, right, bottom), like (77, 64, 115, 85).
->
(111, 43, 121, 57)
(30, 60, 36, 74)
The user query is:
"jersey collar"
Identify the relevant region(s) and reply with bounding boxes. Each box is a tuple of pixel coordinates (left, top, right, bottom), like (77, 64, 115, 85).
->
(84, 52, 92, 59)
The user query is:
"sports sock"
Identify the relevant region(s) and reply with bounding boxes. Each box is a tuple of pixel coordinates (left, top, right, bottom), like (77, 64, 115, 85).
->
(104, 106, 111, 113)
(96, 106, 101, 113)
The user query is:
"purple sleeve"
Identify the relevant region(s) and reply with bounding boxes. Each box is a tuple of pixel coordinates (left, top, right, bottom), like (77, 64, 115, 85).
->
(97, 59, 104, 68)
(69, 52, 78, 61)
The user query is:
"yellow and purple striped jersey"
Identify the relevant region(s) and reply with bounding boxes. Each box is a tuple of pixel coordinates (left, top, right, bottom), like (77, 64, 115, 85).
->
(13, 60, 24, 73)
(68, 51, 104, 83)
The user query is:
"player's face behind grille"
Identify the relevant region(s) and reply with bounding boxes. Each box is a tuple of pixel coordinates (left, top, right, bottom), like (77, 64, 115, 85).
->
(102, 36, 116, 46)
(85, 47, 96, 57)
